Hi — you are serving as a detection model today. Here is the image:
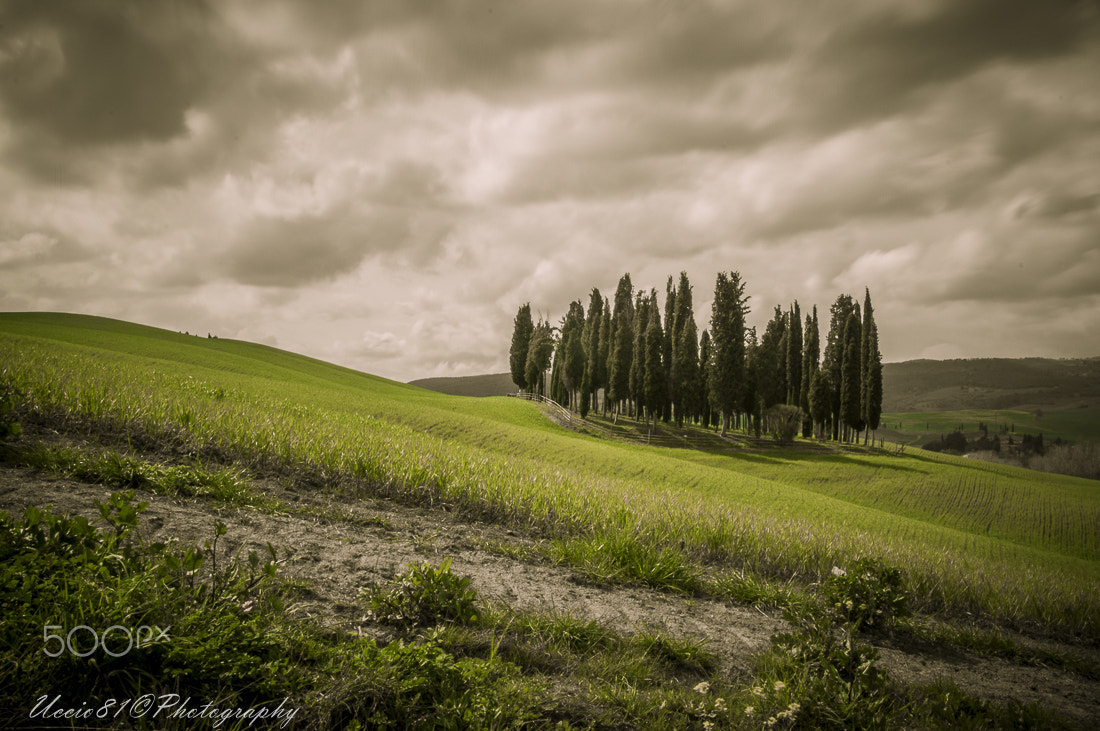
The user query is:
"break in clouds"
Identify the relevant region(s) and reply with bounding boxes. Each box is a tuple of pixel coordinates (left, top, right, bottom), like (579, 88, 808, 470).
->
(0, 0, 1098, 381)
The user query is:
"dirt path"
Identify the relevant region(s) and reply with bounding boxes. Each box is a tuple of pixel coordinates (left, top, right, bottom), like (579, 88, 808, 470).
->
(2, 465, 1097, 726)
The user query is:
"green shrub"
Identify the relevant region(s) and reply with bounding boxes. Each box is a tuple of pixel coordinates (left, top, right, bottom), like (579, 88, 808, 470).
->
(362, 557, 480, 630)
(755, 602, 895, 729)
(823, 557, 910, 631)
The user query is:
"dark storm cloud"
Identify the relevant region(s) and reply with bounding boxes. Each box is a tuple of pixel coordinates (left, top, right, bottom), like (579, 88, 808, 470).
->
(0, 1, 235, 155)
(804, 0, 1098, 132)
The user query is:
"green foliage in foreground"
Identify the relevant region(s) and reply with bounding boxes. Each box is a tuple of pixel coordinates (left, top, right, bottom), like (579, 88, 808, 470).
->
(0, 495, 544, 729)
(1, 312, 1098, 636)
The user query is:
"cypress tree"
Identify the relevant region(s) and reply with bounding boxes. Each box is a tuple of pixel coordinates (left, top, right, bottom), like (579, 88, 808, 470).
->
(840, 311, 863, 442)
(598, 296, 611, 415)
(757, 306, 786, 410)
(863, 300, 883, 444)
(709, 271, 749, 435)
(630, 290, 650, 420)
(580, 289, 603, 419)
(525, 319, 554, 398)
(699, 329, 713, 429)
(560, 300, 586, 410)
(509, 303, 534, 391)
(861, 288, 883, 445)
(787, 301, 802, 406)
(608, 274, 635, 418)
(743, 327, 762, 436)
(823, 294, 857, 440)
(671, 271, 695, 425)
(677, 317, 700, 427)
(800, 306, 819, 438)
(662, 277, 677, 423)
(809, 367, 832, 439)
(644, 294, 666, 427)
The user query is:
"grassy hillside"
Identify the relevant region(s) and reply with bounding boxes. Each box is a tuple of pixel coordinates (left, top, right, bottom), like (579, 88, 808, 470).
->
(2, 313, 1098, 635)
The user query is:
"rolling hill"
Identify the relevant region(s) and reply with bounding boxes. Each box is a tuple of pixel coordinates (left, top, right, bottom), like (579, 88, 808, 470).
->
(882, 357, 1100, 412)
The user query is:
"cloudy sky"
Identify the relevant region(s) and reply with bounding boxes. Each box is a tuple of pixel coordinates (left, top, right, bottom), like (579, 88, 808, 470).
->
(1, 0, 1098, 382)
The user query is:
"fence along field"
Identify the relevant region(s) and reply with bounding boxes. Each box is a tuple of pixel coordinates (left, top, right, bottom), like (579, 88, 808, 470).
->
(1, 312, 1098, 635)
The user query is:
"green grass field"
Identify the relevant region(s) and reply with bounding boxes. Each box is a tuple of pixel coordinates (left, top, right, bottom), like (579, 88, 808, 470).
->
(881, 406, 1100, 445)
(2, 312, 1098, 635)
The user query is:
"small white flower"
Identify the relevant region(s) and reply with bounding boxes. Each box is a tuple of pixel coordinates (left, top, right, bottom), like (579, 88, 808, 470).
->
(693, 681, 710, 695)
(744, 706, 755, 716)
(831, 566, 846, 577)
(773, 680, 786, 692)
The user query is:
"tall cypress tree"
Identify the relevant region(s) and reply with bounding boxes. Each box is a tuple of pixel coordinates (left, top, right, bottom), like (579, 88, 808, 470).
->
(560, 300, 586, 409)
(699, 329, 713, 429)
(509, 303, 534, 391)
(786, 301, 802, 406)
(823, 294, 857, 440)
(580, 289, 603, 418)
(799, 306, 819, 437)
(809, 367, 832, 439)
(840, 311, 863, 442)
(598, 296, 611, 415)
(709, 271, 749, 435)
(630, 290, 650, 419)
(525, 319, 554, 398)
(608, 274, 635, 417)
(861, 288, 883, 445)
(670, 271, 695, 425)
(676, 316, 700, 427)
(862, 289, 883, 444)
(644, 293, 666, 427)
(757, 306, 787, 410)
(662, 277, 677, 423)
(743, 326, 762, 436)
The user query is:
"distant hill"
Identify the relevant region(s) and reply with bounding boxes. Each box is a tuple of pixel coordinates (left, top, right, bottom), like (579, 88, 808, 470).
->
(409, 372, 516, 397)
(410, 359, 1100, 410)
(882, 357, 1100, 412)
